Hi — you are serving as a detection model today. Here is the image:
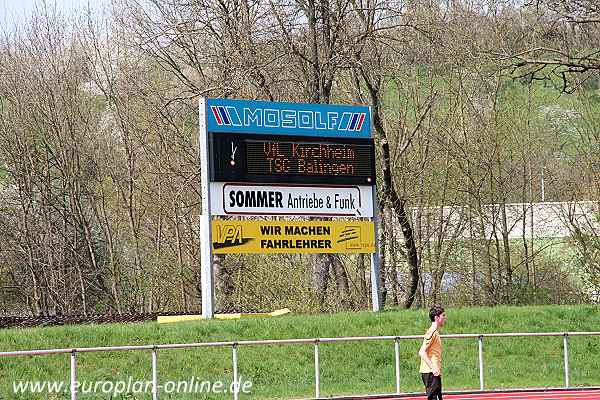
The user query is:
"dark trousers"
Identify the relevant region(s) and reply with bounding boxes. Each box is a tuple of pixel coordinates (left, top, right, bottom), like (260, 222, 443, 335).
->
(421, 373, 443, 400)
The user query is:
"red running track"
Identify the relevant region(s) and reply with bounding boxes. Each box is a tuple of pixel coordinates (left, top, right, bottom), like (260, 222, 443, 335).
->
(360, 389, 600, 400)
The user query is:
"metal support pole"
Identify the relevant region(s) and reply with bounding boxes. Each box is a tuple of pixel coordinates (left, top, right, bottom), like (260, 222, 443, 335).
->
(152, 347, 158, 400)
(370, 184, 382, 312)
(70, 350, 77, 400)
(233, 343, 239, 400)
(563, 333, 570, 388)
(478, 335, 484, 391)
(394, 338, 401, 394)
(199, 97, 215, 319)
(314, 340, 321, 399)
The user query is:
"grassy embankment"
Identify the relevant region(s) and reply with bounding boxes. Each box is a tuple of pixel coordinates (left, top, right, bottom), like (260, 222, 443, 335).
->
(1, 304, 599, 399)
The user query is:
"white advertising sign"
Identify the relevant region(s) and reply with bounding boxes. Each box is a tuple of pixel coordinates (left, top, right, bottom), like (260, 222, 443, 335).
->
(210, 183, 374, 217)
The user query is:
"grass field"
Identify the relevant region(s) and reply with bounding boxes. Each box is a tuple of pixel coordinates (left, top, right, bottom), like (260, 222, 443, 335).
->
(1, 305, 600, 399)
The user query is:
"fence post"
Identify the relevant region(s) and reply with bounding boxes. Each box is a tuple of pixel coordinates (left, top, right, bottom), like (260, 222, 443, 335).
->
(394, 337, 401, 394)
(152, 347, 158, 400)
(478, 335, 484, 391)
(70, 350, 77, 400)
(563, 333, 570, 388)
(233, 343, 239, 400)
(314, 339, 320, 399)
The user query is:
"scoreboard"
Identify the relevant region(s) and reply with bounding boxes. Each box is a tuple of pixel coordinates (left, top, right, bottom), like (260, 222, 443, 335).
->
(199, 98, 382, 319)
(210, 133, 376, 185)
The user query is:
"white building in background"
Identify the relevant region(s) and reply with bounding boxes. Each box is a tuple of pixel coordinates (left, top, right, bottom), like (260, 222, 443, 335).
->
(410, 201, 600, 241)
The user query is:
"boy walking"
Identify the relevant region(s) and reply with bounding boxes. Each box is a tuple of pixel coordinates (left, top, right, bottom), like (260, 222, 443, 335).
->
(418, 305, 446, 400)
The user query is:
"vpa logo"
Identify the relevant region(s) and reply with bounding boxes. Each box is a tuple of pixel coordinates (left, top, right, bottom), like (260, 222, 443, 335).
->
(213, 224, 253, 249)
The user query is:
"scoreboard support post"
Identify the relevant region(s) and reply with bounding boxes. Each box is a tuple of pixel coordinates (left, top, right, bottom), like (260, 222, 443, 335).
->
(370, 184, 382, 312)
(199, 98, 215, 319)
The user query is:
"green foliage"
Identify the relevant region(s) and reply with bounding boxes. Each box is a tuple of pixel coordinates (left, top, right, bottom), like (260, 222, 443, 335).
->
(567, 231, 600, 298)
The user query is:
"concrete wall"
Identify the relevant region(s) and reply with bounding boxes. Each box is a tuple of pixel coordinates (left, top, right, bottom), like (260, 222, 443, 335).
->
(410, 201, 600, 241)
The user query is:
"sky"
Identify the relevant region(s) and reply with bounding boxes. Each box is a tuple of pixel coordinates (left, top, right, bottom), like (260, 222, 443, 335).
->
(0, 0, 107, 30)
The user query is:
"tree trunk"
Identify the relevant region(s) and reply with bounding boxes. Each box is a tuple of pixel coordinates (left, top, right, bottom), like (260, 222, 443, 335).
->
(329, 254, 353, 308)
(214, 253, 234, 311)
(312, 254, 330, 309)
(367, 83, 420, 309)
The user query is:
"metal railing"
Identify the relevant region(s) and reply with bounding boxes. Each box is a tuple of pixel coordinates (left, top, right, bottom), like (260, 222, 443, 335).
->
(2, 331, 600, 400)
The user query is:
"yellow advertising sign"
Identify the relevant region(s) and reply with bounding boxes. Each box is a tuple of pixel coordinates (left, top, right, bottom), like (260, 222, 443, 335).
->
(212, 220, 375, 254)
